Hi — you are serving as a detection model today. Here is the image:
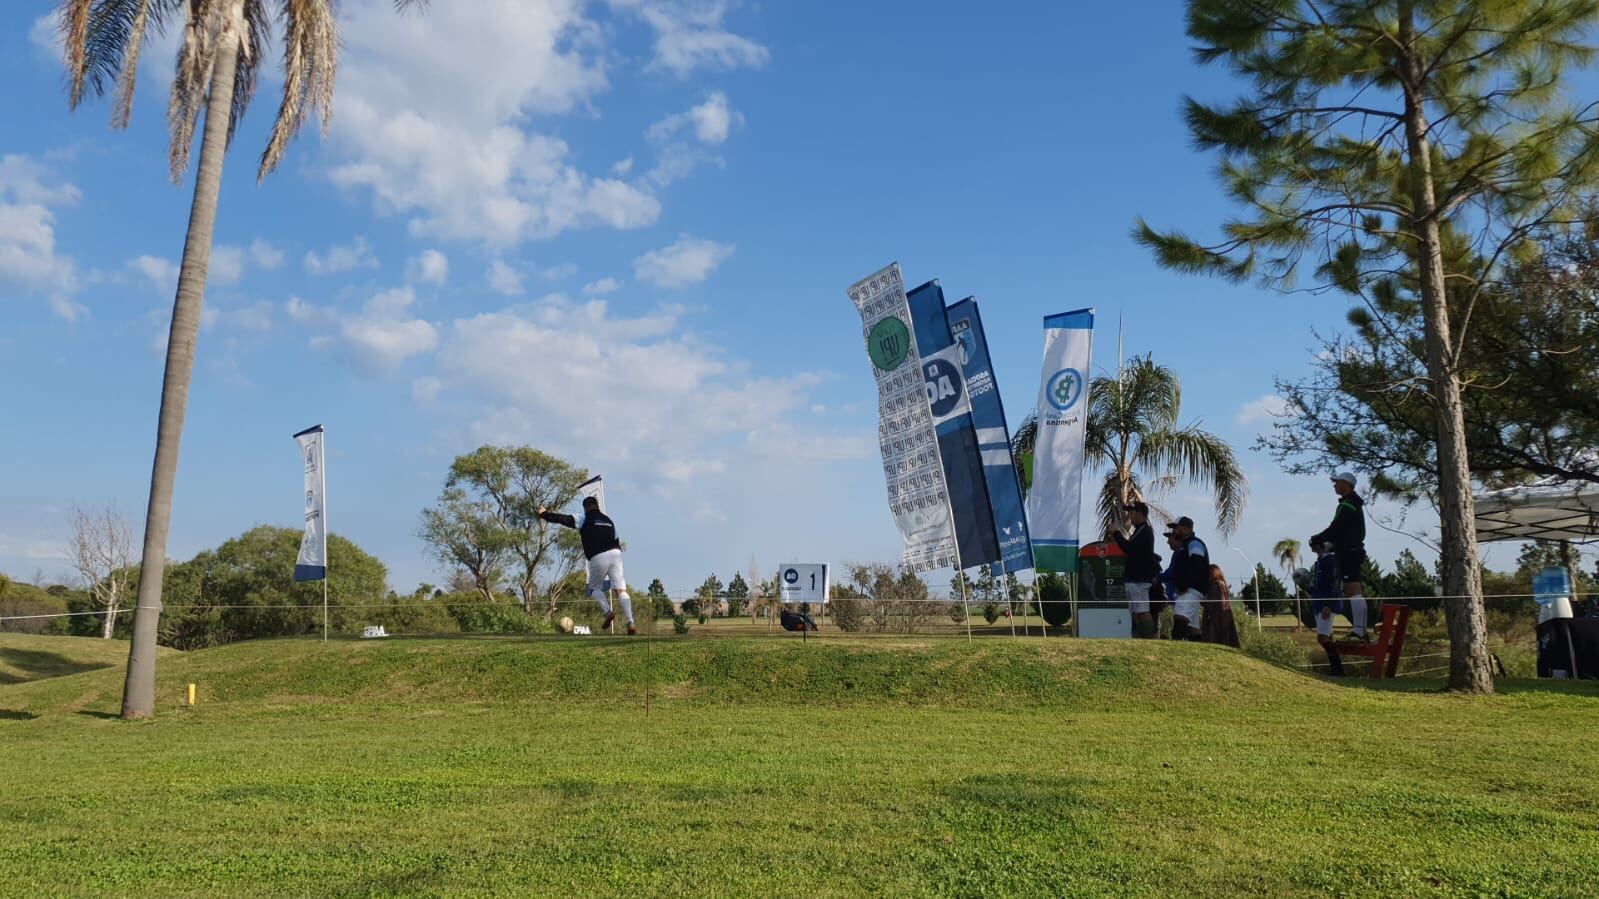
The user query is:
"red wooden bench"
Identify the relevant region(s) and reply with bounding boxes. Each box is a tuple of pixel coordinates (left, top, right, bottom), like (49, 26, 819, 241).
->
(1335, 603, 1412, 679)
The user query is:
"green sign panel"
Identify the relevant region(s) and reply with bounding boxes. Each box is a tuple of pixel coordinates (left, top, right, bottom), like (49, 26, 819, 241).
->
(868, 317, 910, 371)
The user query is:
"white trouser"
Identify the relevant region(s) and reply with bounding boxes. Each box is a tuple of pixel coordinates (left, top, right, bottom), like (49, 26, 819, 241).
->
(586, 549, 632, 624)
(1126, 581, 1152, 614)
(1174, 589, 1203, 624)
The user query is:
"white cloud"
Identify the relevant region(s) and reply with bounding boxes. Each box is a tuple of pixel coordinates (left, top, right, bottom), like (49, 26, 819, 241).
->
(304, 236, 378, 275)
(426, 296, 821, 488)
(633, 234, 733, 288)
(249, 239, 285, 270)
(327, 0, 661, 246)
(642, 92, 738, 186)
(611, 0, 771, 76)
(0, 155, 81, 319)
(226, 301, 275, 332)
(210, 244, 246, 285)
(611, 156, 635, 176)
(286, 296, 333, 326)
(413, 376, 444, 406)
(539, 262, 578, 281)
(407, 249, 449, 285)
(647, 91, 738, 144)
(337, 286, 438, 374)
(487, 259, 525, 296)
(28, 15, 61, 60)
(1237, 394, 1291, 425)
(583, 277, 622, 296)
(127, 255, 180, 294)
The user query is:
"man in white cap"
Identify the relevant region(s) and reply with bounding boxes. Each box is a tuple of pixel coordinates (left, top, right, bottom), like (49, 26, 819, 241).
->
(1310, 472, 1369, 642)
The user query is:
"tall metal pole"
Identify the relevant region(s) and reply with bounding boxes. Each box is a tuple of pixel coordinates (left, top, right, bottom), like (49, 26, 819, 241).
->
(1232, 547, 1262, 629)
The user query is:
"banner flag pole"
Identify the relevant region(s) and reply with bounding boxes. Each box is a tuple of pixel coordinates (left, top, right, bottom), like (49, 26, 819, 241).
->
(293, 424, 328, 641)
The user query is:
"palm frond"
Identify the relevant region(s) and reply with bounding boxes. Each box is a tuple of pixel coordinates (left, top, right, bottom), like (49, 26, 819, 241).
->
(62, 0, 96, 107)
(259, 0, 337, 179)
(1094, 469, 1125, 539)
(110, 0, 154, 128)
(1136, 425, 1248, 537)
(167, 0, 222, 179)
(228, 0, 270, 144)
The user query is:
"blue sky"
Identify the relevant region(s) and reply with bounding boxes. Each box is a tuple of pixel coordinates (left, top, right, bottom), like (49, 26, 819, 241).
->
(0, 1, 1553, 597)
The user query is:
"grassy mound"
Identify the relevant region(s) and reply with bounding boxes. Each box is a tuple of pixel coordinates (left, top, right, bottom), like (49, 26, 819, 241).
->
(0, 631, 1422, 716)
(4, 633, 1597, 896)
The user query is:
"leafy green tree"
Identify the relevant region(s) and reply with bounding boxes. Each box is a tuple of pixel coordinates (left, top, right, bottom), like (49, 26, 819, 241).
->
(149, 526, 388, 647)
(442, 446, 588, 613)
(1238, 564, 1290, 615)
(646, 579, 674, 618)
(419, 489, 510, 603)
(1265, 217, 1599, 504)
(1036, 571, 1071, 628)
(724, 573, 749, 617)
(57, 0, 430, 717)
(1382, 549, 1441, 610)
(1134, 1, 1599, 692)
(694, 574, 724, 618)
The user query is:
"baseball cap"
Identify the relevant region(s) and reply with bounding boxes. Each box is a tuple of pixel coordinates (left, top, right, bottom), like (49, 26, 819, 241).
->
(1331, 471, 1357, 487)
(1123, 501, 1149, 515)
(1175, 516, 1195, 529)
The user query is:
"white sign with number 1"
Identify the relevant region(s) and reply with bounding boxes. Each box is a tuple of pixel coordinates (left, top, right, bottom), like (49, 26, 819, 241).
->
(778, 563, 829, 604)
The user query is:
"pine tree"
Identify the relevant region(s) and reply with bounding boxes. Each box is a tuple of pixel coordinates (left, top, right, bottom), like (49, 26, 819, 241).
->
(1138, 1, 1599, 693)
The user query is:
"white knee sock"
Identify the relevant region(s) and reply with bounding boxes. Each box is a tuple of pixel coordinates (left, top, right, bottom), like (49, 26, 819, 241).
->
(1349, 595, 1368, 635)
(617, 592, 634, 626)
(591, 589, 612, 616)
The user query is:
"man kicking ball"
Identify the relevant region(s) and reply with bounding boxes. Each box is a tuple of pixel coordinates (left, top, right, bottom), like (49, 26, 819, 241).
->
(538, 496, 635, 635)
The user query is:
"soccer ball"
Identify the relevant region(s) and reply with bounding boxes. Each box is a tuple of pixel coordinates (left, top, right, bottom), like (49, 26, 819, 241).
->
(558, 616, 575, 634)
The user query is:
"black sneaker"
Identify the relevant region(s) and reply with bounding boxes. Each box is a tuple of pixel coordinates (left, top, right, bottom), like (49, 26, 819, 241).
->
(1340, 630, 1371, 644)
(602, 611, 615, 631)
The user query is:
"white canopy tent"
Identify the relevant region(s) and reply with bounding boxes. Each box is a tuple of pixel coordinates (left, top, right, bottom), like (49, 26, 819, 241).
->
(1474, 477, 1599, 544)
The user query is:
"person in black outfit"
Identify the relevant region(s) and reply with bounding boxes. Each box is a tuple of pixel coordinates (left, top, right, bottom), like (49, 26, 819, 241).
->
(1113, 501, 1159, 638)
(538, 496, 634, 635)
(1310, 471, 1369, 641)
(1168, 517, 1211, 641)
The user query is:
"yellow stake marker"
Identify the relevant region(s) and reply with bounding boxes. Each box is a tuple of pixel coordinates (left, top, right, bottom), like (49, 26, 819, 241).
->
(187, 683, 196, 706)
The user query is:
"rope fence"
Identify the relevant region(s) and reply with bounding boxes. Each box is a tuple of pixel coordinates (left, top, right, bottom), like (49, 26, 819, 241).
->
(1, 591, 1585, 623)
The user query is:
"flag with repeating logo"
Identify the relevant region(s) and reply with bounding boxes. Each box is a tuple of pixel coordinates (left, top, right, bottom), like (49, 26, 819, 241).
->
(1028, 310, 1094, 573)
(907, 281, 1001, 569)
(292, 424, 327, 582)
(847, 263, 958, 573)
(947, 297, 1033, 573)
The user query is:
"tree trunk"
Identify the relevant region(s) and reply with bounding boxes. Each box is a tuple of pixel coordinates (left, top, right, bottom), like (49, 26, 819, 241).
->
(1398, 5, 1494, 694)
(101, 593, 117, 640)
(120, 6, 243, 719)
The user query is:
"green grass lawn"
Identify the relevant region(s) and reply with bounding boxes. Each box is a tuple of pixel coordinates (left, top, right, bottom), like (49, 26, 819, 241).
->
(2, 632, 1596, 898)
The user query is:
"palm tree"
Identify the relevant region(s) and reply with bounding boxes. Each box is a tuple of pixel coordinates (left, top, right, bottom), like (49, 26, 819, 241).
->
(60, 0, 427, 719)
(1092, 355, 1248, 536)
(1272, 539, 1301, 585)
(1012, 356, 1246, 537)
